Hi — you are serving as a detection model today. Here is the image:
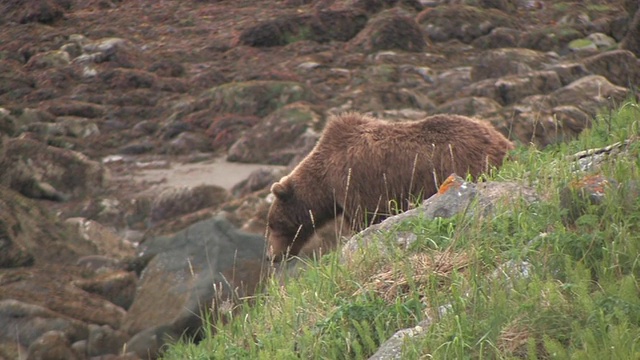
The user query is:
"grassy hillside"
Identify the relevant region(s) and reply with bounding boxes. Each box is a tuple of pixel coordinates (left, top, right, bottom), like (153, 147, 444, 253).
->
(163, 99, 640, 359)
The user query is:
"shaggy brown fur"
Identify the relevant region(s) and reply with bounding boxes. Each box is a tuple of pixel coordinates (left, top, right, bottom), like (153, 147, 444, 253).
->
(266, 112, 514, 260)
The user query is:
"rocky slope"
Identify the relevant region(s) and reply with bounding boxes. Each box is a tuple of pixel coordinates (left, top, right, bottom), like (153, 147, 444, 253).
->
(0, 0, 639, 358)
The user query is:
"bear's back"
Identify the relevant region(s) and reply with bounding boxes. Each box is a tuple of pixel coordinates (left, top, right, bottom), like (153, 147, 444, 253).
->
(317, 113, 512, 227)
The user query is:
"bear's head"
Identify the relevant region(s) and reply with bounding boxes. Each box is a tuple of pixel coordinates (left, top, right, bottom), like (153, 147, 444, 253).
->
(266, 177, 315, 261)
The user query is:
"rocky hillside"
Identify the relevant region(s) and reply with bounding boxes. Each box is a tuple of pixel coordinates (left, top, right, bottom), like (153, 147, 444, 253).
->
(1, 0, 639, 359)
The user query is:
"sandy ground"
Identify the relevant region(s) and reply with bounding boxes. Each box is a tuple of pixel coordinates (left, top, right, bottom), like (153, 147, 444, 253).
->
(108, 155, 285, 195)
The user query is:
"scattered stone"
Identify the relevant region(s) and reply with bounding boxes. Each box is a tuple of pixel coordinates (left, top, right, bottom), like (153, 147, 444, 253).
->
(227, 102, 322, 165)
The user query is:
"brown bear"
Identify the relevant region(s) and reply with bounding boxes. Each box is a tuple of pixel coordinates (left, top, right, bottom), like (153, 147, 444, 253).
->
(266, 112, 514, 260)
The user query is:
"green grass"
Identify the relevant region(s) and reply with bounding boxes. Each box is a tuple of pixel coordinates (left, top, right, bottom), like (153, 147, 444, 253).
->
(162, 99, 640, 359)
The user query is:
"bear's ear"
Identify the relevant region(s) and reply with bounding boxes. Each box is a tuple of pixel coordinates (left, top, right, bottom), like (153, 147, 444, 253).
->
(271, 181, 293, 201)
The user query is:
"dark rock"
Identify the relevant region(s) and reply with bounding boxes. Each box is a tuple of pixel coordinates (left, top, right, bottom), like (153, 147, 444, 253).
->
(545, 62, 590, 85)
(147, 60, 186, 77)
(478, 0, 517, 13)
(100, 68, 159, 90)
(518, 25, 583, 52)
(417, 5, 517, 43)
(118, 141, 155, 155)
(165, 131, 212, 155)
(238, 9, 368, 47)
(347, 0, 423, 14)
(621, 9, 640, 56)
(205, 114, 261, 152)
(25, 50, 70, 69)
(507, 105, 591, 148)
(1, 137, 108, 200)
(582, 49, 640, 88)
(200, 80, 316, 117)
(348, 83, 435, 112)
(551, 75, 629, 116)
(227, 102, 321, 164)
(26, 330, 82, 360)
(0, 108, 18, 136)
(231, 167, 285, 197)
(428, 67, 472, 104)
(0, 300, 88, 356)
(73, 270, 137, 310)
(463, 70, 562, 105)
(0, 186, 98, 267)
(471, 47, 552, 82)
(44, 100, 105, 118)
(190, 68, 230, 89)
(472, 27, 521, 49)
(122, 215, 269, 359)
(0, 59, 36, 100)
(1, 0, 68, 25)
(130, 120, 159, 136)
(159, 120, 192, 140)
(435, 96, 503, 117)
(149, 184, 232, 225)
(347, 9, 427, 53)
(86, 324, 129, 357)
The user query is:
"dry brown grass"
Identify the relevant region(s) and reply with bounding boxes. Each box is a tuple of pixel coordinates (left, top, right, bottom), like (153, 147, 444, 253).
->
(355, 250, 471, 302)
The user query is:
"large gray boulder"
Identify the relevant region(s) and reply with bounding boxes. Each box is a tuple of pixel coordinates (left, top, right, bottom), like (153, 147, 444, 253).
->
(122, 215, 269, 359)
